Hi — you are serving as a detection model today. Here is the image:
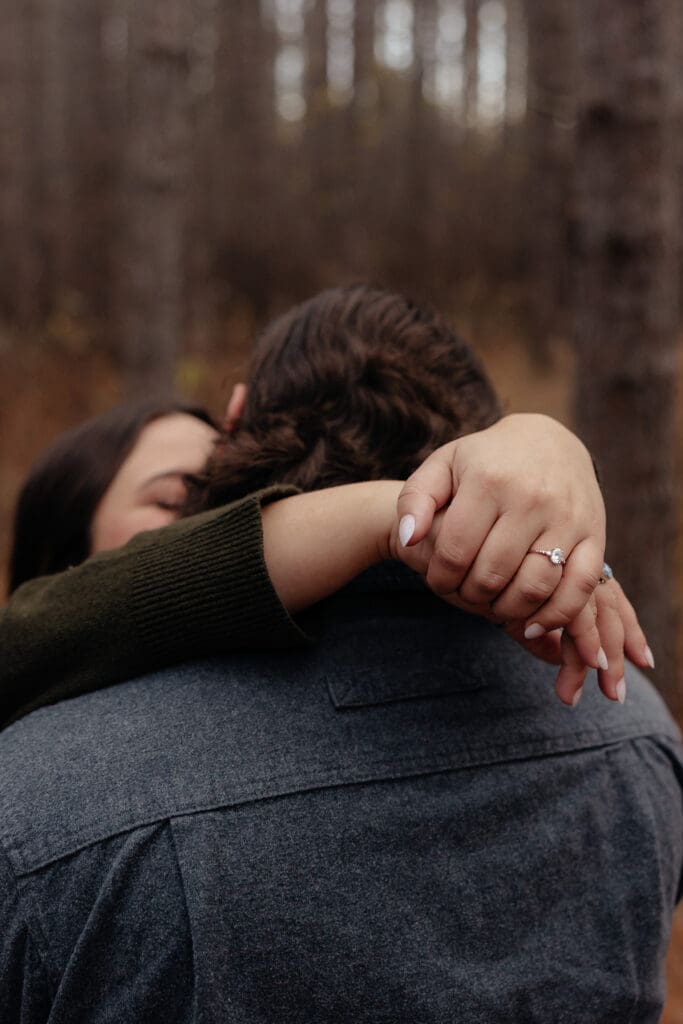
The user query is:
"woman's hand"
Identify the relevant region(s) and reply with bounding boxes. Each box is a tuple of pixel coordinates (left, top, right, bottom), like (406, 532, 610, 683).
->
(397, 414, 605, 633)
(393, 414, 654, 701)
(548, 578, 652, 706)
(393, 506, 652, 704)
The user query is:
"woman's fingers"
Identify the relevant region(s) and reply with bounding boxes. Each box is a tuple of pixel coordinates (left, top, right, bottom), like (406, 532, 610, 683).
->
(550, 577, 646, 704)
(456, 513, 558, 609)
(555, 632, 591, 706)
(423, 489, 500, 595)
(487, 545, 566, 624)
(504, 621, 563, 665)
(559, 598, 605, 672)
(396, 442, 458, 546)
(397, 509, 445, 578)
(520, 537, 603, 637)
(498, 572, 647, 709)
(558, 584, 626, 703)
(610, 580, 654, 670)
(397, 445, 508, 594)
(397, 417, 607, 612)
(594, 582, 626, 702)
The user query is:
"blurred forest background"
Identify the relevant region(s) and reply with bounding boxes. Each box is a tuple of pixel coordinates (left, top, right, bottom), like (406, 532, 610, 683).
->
(1, 0, 683, 1013)
(2, 0, 682, 685)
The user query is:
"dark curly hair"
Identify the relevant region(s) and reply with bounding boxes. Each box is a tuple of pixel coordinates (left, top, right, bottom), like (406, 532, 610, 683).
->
(187, 286, 501, 512)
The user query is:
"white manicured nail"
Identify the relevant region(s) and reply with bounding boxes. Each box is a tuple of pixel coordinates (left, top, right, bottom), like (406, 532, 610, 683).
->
(644, 646, 655, 669)
(597, 648, 609, 671)
(616, 678, 626, 704)
(399, 515, 416, 547)
(572, 687, 583, 708)
(524, 623, 545, 640)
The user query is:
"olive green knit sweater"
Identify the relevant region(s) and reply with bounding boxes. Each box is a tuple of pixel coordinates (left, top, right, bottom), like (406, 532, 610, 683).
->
(0, 487, 308, 730)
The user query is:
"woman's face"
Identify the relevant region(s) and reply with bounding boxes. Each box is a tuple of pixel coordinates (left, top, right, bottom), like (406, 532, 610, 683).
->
(90, 413, 219, 554)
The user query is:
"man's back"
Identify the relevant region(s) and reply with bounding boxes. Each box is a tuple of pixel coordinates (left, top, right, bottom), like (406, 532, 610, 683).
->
(1, 568, 682, 1024)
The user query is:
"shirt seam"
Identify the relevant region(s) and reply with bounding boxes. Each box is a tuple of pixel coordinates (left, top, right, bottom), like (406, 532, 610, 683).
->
(4, 730, 678, 877)
(0, 840, 58, 1000)
(167, 820, 198, 1018)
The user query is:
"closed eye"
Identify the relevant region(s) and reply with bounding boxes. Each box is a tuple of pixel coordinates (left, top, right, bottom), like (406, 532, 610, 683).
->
(154, 499, 183, 513)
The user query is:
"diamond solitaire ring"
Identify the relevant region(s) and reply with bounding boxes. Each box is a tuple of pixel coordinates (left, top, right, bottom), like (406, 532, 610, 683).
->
(529, 546, 566, 567)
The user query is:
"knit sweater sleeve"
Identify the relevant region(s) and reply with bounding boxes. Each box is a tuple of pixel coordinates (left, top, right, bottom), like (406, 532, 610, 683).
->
(0, 486, 310, 730)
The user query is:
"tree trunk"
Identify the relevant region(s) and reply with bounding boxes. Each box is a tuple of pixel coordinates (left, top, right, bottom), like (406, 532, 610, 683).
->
(525, 0, 577, 359)
(213, 0, 277, 315)
(61, 0, 109, 315)
(185, 0, 221, 354)
(464, 0, 479, 129)
(120, 0, 193, 395)
(351, 0, 378, 268)
(40, 0, 72, 317)
(0, 0, 42, 327)
(354, 0, 375, 100)
(100, 0, 130, 351)
(573, 0, 681, 709)
(302, 0, 328, 258)
(402, 0, 438, 281)
(305, 0, 327, 104)
(504, 0, 527, 132)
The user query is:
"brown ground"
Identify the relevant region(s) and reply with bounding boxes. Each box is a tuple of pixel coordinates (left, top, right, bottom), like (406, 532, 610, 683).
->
(0, 319, 682, 1017)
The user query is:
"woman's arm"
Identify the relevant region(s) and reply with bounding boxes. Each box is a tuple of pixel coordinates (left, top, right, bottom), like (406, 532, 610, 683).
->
(395, 415, 653, 704)
(1, 414, 650, 728)
(0, 482, 403, 728)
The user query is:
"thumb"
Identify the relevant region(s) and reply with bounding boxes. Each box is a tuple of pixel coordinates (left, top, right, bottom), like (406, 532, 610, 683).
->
(396, 442, 457, 546)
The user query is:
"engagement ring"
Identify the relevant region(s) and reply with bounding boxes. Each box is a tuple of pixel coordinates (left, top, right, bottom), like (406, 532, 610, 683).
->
(529, 547, 566, 567)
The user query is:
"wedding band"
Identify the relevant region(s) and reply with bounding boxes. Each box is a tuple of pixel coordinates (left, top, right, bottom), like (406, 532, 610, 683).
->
(529, 546, 566, 567)
(599, 562, 614, 584)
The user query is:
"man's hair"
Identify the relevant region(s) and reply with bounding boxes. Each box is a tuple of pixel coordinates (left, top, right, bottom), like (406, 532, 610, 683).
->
(188, 285, 502, 511)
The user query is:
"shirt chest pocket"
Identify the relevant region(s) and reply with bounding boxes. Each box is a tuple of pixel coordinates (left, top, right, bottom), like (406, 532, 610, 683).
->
(324, 613, 498, 711)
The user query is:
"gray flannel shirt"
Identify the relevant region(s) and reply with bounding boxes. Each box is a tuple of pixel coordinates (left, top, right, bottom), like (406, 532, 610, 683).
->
(1, 567, 681, 1023)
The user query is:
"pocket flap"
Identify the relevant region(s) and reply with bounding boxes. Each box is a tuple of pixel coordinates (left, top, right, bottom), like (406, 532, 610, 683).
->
(325, 614, 495, 710)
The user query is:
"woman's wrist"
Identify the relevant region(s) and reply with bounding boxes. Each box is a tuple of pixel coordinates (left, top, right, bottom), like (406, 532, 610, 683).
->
(261, 481, 403, 612)
(360, 480, 406, 566)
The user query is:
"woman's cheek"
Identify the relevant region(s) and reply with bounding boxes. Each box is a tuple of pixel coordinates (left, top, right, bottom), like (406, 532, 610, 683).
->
(92, 507, 176, 554)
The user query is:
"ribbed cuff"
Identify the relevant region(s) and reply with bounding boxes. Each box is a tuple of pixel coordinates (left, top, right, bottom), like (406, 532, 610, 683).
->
(129, 486, 312, 668)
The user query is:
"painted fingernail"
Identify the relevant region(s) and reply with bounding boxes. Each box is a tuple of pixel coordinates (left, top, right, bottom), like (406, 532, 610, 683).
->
(524, 623, 545, 640)
(644, 645, 655, 669)
(597, 648, 609, 672)
(399, 515, 416, 547)
(572, 687, 583, 708)
(616, 678, 626, 704)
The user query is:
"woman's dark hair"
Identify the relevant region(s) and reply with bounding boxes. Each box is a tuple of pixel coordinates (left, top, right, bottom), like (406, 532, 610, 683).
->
(187, 285, 502, 512)
(9, 398, 216, 593)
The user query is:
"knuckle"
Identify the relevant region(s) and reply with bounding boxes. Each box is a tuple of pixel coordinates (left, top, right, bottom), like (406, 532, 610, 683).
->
(466, 569, 509, 600)
(399, 480, 422, 500)
(572, 569, 600, 597)
(397, 483, 429, 513)
(518, 577, 556, 605)
(524, 480, 555, 509)
(432, 545, 468, 575)
(479, 467, 508, 495)
(526, 481, 571, 515)
(426, 544, 473, 596)
(425, 568, 455, 596)
(549, 606, 573, 628)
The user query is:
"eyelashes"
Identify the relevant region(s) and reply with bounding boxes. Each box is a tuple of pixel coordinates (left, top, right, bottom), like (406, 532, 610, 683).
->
(153, 500, 183, 513)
